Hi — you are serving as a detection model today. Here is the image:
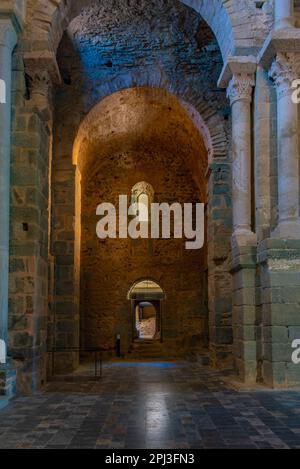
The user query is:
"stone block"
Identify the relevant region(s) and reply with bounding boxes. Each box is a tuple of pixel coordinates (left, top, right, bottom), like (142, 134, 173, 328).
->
(264, 343, 291, 363)
(232, 305, 256, 326)
(215, 326, 233, 345)
(236, 325, 256, 341)
(13, 332, 33, 348)
(288, 326, 300, 341)
(263, 361, 286, 388)
(235, 357, 257, 383)
(286, 363, 300, 387)
(240, 341, 257, 361)
(233, 287, 256, 306)
(263, 326, 289, 344)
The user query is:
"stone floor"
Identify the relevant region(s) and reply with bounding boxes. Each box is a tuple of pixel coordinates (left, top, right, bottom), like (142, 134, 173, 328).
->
(0, 362, 300, 449)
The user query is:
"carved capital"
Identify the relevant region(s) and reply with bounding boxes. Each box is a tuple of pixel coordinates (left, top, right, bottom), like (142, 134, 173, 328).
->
(269, 52, 300, 99)
(24, 51, 62, 87)
(24, 52, 61, 122)
(27, 70, 53, 122)
(227, 73, 255, 106)
(28, 70, 52, 95)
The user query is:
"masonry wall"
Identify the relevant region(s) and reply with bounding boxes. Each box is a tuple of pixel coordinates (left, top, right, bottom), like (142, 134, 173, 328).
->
(80, 148, 208, 356)
(51, 0, 232, 367)
(8, 50, 50, 393)
(258, 240, 300, 388)
(5, 0, 234, 389)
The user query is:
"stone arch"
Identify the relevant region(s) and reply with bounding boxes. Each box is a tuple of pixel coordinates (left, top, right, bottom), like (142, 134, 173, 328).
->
(128, 279, 166, 342)
(48, 0, 229, 188)
(49, 85, 231, 365)
(127, 279, 166, 300)
(72, 87, 226, 173)
(23, 0, 249, 61)
(46, 0, 234, 369)
(51, 86, 215, 360)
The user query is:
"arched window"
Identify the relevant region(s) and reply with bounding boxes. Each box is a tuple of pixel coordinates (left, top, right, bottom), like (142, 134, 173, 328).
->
(131, 182, 154, 224)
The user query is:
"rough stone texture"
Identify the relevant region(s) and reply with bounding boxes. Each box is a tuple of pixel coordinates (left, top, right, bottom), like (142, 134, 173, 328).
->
(50, 0, 232, 369)
(23, 0, 273, 61)
(0, 16, 18, 399)
(80, 144, 207, 356)
(257, 240, 300, 388)
(4, 0, 300, 394)
(8, 50, 50, 393)
(231, 245, 257, 383)
(207, 162, 233, 369)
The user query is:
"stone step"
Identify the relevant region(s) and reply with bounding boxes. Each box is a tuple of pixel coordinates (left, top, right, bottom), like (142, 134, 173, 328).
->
(130, 353, 169, 358)
(129, 341, 210, 364)
(129, 341, 178, 360)
(131, 348, 164, 353)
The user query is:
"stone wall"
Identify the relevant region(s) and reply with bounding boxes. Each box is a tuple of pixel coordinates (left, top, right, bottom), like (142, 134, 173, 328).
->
(51, 0, 232, 368)
(8, 49, 50, 393)
(258, 240, 300, 388)
(80, 147, 208, 356)
(24, 0, 273, 63)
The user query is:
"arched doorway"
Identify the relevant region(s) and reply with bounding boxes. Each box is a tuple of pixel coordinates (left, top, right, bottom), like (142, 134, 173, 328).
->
(39, 0, 233, 376)
(73, 87, 211, 359)
(128, 280, 166, 343)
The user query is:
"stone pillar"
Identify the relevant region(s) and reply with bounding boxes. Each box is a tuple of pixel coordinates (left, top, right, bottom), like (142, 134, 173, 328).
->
(227, 73, 257, 247)
(269, 53, 300, 239)
(9, 64, 55, 392)
(231, 244, 257, 383)
(274, 0, 294, 30)
(207, 163, 233, 370)
(0, 19, 17, 366)
(217, 58, 258, 382)
(226, 72, 258, 383)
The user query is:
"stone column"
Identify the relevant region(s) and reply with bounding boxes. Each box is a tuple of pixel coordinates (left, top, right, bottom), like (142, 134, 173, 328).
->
(0, 19, 17, 360)
(227, 73, 257, 247)
(226, 72, 258, 383)
(269, 53, 300, 239)
(207, 163, 233, 370)
(274, 0, 294, 30)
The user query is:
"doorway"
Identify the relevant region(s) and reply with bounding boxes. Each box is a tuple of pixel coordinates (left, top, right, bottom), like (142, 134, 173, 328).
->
(135, 301, 158, 340)
(128, 280, 165, 342)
